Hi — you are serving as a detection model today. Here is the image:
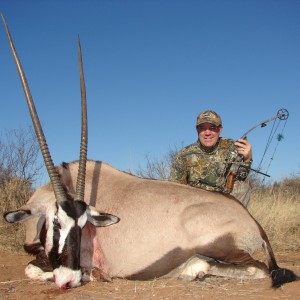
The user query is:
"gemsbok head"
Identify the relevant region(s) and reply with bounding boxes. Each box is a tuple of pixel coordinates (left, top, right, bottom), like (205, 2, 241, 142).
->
(2, 15, 119, 289)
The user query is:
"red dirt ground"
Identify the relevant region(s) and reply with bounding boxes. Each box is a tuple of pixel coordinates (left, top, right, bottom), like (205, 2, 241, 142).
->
(0, 250, 299, 300)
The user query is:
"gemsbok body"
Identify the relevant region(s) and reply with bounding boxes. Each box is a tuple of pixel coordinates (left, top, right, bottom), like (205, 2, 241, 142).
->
(2, 15, 298, 289)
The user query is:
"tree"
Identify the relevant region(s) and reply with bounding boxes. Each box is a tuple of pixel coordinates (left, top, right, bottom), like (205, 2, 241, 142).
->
(0, 126, 43, 185)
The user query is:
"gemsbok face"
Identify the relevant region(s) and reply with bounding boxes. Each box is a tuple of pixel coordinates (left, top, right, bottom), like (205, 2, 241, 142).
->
(2, 15, 119, 289)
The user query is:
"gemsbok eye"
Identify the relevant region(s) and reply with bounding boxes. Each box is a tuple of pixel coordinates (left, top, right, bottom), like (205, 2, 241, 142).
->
(53, 218, 61, 229)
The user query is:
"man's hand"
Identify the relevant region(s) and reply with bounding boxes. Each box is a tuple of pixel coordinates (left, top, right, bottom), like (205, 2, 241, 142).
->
(234, 139, 252, 162)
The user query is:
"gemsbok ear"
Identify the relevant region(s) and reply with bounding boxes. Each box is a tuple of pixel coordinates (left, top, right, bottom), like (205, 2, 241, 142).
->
(4, 210, 34, 223)
(86, 207, 120, 227)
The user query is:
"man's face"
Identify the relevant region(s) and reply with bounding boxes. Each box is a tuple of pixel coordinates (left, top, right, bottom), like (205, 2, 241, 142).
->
(197, 122, 223, 148)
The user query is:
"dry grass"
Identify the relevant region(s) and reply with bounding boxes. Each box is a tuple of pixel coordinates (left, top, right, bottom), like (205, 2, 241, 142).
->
(248, 180, 300, 251)
(0, 178, 31, 252)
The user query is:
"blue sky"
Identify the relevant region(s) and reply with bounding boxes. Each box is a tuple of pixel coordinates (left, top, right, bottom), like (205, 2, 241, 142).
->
(0, 0, 299, 185)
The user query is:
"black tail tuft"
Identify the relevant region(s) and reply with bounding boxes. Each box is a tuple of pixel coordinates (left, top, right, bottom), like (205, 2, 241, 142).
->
(271, 268, 298, 288)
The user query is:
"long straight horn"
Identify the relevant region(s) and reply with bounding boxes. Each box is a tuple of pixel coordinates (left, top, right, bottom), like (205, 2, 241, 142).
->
(75, 37, 88, 201)
(2, 15, 67, 203)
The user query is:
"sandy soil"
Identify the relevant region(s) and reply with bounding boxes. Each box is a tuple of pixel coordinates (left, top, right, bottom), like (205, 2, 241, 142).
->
(0, 251, 299, 300)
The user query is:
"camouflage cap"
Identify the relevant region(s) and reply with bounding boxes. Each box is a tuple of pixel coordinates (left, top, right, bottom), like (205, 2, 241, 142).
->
(196, 110, 222, 127)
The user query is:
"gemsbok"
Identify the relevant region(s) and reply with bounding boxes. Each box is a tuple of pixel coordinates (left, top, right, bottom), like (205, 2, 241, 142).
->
(2, 15, 298, 289)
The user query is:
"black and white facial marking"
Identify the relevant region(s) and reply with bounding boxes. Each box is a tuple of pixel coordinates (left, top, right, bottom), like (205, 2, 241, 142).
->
(46, 199, 88, 289)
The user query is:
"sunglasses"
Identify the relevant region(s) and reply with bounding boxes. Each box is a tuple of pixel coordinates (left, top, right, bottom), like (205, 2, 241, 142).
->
(197, 124, 220, 132)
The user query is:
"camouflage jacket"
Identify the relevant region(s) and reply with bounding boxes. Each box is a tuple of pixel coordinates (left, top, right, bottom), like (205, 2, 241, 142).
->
(170, 138, 252, 192)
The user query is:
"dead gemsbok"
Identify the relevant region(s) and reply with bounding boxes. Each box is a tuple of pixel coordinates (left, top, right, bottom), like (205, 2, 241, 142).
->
(2, 15, 298, 289)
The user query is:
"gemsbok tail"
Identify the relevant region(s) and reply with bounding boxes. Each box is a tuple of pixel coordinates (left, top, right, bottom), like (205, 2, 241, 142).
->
(262, 239, 298, 287)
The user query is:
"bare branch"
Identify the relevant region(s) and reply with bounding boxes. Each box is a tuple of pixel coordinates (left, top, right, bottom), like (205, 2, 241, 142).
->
(0, 126, 43, 184)
(134, 144, 182, 180)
